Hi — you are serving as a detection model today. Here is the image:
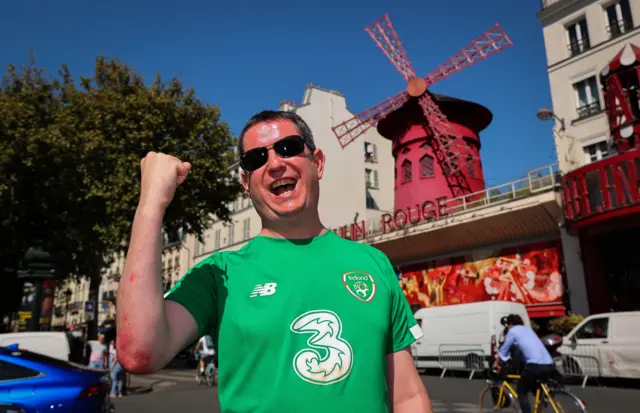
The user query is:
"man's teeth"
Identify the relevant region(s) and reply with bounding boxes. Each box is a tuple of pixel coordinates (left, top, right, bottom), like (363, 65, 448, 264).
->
(271, 179, 296, 190)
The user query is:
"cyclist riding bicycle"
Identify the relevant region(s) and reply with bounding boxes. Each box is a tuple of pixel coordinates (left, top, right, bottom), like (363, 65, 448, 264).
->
(492, 314, 557, 413)
(194, 334, 216, 378)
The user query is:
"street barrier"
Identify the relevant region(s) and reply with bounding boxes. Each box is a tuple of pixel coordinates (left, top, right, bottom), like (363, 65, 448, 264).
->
(426, 342, 602, 388)
(557, 343, 603, 388)
(410, 342, 419, 367)
(437, 344, 487, 380)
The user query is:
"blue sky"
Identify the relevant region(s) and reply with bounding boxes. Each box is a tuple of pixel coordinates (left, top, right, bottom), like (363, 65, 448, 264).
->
(1, 0, 555, 186)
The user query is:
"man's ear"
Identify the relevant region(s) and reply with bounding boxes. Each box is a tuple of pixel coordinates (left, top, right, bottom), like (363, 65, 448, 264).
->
(241, 171, 249, 192)
(313, 148, 325, 180)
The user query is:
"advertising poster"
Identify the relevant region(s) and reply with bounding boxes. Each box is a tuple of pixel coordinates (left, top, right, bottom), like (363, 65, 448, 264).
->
(18, 281, 37, 332)
(39, 279, 55, 330)
(399, 240, 565, 311)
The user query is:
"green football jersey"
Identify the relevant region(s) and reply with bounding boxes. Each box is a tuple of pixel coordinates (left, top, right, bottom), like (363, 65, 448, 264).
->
(165, 230, 423, 413)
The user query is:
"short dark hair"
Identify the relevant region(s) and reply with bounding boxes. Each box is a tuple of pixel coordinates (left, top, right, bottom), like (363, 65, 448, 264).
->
(236, 110, 316, 158)
(506, 314, 524, 326)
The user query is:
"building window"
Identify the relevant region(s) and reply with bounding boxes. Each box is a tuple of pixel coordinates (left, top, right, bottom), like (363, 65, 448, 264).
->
(402, 160, 412, 183)
(366, 190, 378, 209)
(364, 142, 377, 163)
(566, 18, 590, 57)
(419, 155, 434, 178)
(365, 168, 379, 189)
(605, 0, 633, 39)
(243, 218, 250, 240)
(195, 237, 204, 256)
(214, 229, 221, 250)
(583, 140, 612, 163)
(228, 224, 234, 245)
(573, 76, 601, 119)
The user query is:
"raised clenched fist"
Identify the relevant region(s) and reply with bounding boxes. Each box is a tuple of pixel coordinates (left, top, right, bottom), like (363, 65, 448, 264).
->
(139, 152, 191, 209)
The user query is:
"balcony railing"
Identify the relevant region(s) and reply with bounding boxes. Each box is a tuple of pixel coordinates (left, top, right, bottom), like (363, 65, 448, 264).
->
(576, 101, 602, 120)
(568, 38, 591, 57)
(606, 18, 634, 39)
(336, 163, 561, 241)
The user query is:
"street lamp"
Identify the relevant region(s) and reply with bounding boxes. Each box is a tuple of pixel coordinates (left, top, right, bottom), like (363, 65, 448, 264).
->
(64, 288, 72, 329)
(537, 107, 566, 132)
(537, 107, 576, 168)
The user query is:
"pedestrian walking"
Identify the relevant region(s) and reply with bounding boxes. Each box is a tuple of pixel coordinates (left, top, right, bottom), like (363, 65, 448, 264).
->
(109, 337, 125, 398)
(88, 333, 108, 369)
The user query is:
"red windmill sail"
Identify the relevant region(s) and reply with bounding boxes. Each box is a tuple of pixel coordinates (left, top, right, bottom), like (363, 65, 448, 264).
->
(332, 13, 512, 198)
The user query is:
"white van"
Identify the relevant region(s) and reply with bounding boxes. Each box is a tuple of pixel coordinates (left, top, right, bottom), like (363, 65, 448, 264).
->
(412, 301, 531, 372)
(559, 311, 640, 380)
(0, 332, 73, 361)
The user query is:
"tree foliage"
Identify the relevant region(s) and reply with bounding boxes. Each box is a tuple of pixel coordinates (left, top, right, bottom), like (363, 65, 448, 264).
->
(0, 54, 242, 327)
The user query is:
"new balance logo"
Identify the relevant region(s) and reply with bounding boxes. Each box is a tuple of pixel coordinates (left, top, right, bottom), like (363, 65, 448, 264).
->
(250, 283, 277, 298)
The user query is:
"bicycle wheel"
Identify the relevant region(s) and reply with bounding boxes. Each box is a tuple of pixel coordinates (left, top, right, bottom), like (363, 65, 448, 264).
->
(543, 389, 587, 413)
(479, 384, 519, 412)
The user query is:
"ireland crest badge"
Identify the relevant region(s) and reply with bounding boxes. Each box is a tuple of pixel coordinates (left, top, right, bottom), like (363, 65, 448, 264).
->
(342, 271, 376, 302)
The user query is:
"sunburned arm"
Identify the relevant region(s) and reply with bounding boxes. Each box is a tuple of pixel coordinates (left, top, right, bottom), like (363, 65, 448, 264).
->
(116, 204, 198, 374)
(386, 347, 433, 413)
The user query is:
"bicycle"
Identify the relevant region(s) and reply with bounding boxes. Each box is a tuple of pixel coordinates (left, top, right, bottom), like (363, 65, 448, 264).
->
(195, 354, 218, 387)
(479, 368, 587, 412)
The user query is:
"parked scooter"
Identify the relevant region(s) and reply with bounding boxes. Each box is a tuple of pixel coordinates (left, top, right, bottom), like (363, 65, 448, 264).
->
(540, 333, 565, 375)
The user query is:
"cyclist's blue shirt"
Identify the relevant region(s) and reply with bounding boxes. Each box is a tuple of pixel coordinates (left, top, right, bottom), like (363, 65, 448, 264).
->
(499, 325, 553, 365)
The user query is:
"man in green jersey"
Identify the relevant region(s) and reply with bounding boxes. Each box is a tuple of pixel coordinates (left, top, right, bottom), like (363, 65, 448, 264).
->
(116, 110, 433, 412)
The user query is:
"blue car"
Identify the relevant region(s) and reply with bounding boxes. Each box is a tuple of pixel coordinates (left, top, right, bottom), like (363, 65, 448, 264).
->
(0, 345, 115, 413)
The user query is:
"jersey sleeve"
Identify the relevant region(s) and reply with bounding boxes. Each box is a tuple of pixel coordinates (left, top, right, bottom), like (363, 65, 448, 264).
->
(381, 255, 424, 354)
(164, 254, 224, 339)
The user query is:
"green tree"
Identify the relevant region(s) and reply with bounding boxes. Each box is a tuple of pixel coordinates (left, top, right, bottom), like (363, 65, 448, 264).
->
(0, 55, 242, 337)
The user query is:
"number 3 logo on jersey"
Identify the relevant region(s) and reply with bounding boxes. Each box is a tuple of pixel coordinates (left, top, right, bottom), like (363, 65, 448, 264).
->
(290, 310, 353, 385)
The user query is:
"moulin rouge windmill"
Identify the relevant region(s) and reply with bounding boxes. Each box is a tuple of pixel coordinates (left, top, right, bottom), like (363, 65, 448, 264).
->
(332, 14, 513, 221)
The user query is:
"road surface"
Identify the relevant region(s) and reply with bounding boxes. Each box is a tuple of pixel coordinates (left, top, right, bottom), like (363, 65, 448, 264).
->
(111, 368, 640, 412)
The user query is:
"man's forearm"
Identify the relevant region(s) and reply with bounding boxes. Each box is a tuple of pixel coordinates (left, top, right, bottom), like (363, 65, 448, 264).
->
(116, 203, 169, 373)
(393, 390, 433, 413)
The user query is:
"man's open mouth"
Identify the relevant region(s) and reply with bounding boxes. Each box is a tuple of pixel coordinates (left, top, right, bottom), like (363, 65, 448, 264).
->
(270, 178, 297, 197)
(270, 178, 298, 196)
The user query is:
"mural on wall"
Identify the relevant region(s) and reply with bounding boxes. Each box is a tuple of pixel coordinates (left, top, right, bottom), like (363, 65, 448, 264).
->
(399, 240, 565, 309)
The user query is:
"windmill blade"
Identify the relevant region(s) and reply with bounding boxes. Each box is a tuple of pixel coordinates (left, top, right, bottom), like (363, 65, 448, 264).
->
(365, 13, 416, 81)
(424, 23, 513, 86)
(332, 90, 409, 148)
(418, 93, 477, 180)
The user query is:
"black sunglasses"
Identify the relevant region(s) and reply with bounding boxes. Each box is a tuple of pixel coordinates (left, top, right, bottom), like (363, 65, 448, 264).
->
(239, 135, 308, 172)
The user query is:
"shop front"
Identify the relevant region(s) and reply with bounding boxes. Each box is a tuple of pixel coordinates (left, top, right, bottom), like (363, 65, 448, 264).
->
(562, 150, 640, 314)
(363, 179, 573, 320)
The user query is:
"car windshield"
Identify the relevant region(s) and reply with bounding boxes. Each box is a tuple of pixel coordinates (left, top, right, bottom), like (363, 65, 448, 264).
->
(0, 346, 89, 372)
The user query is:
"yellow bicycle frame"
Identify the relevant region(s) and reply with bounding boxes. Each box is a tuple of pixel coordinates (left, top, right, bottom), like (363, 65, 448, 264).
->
(492, 374, 564, 413)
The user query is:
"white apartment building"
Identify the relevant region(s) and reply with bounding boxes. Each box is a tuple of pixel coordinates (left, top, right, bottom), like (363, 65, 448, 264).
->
(537, 0, 640, 316)
(190, 84, 395, 264)
(538, 0, 640, 172)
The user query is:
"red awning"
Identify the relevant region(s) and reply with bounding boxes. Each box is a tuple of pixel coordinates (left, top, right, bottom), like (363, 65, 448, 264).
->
(526, 303, 566, 319)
